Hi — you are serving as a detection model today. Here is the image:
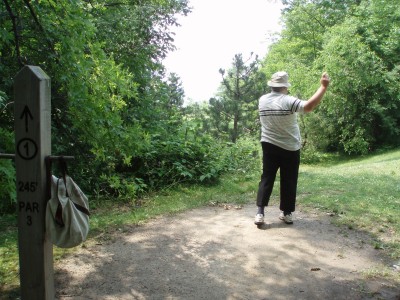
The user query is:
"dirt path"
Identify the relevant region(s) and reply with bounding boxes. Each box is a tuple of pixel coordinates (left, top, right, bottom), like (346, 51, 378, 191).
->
(55, 204, 400, 300)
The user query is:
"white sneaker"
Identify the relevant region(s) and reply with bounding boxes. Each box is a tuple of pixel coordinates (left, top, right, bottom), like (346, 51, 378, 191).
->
(279, 212, 293, 224)
(254, 214, 264, 225)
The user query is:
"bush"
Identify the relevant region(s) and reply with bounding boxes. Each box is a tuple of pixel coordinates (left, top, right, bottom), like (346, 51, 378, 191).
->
(220, 135, 260, 174)
(141, 133, 225, 188)
(93, 132, 261, 201)
(0, 128, 16, 214)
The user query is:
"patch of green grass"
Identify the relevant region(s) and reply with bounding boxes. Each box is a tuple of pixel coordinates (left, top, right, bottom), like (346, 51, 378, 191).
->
(89, 172, 258, 236)
(298, 149, 400, 258)
(0, 215, 19, 293)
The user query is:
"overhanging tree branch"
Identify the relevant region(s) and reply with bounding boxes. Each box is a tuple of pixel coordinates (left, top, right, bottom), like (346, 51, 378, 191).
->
(3, 0, 24, 66)
(23, 0, 44, 31)
(23, 0, 58, 60)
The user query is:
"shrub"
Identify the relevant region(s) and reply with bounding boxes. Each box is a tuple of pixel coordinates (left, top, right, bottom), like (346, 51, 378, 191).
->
(0, 128, 16, 214)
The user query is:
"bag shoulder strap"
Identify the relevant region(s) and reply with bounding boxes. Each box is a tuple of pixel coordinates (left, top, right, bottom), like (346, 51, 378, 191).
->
(55, 179, 65, 227)
(59, 157, 69, 197)
(73, 203, 90, 216)
(65, 177, 90, 217)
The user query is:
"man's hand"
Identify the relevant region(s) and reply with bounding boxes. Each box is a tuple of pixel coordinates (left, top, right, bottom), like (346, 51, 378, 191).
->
(321, 72, 330, 88)
(304, 72, 330, 112)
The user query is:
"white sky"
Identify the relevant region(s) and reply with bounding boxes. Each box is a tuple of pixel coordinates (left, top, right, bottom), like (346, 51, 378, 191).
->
(163, 0, 284, 103)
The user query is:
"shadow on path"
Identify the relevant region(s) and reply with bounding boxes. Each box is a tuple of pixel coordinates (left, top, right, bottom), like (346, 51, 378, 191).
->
(55, 204, 400, 300)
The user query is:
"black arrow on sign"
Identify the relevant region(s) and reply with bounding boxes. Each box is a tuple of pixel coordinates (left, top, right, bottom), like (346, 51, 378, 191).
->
(20, 106, 33, 133)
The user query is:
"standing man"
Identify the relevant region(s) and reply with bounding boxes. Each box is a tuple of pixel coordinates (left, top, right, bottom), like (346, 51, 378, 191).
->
(254, 71, 330, 225)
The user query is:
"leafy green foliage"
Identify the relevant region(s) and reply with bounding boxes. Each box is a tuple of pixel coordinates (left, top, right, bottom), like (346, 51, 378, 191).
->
(315, 2, 400, 153)
(142, 134, 222, 186)
(0, 128, 15, 214)
(263, 0, 400, 154)
(0, 160, 15, 214)
(0, 0, 197, 206)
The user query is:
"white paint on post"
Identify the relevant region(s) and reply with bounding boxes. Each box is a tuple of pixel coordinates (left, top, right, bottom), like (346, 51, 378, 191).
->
(14, 66, 54, 299)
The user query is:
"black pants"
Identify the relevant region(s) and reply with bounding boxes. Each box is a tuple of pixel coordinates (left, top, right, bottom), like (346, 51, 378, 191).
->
(256, 142, 300, 212)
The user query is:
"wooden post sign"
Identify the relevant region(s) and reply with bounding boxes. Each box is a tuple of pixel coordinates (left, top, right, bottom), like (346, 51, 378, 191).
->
(14, 66, 54, 299)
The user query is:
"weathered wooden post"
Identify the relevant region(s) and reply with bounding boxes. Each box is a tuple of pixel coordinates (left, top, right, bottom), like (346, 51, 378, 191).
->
(14, 65, 54, 299)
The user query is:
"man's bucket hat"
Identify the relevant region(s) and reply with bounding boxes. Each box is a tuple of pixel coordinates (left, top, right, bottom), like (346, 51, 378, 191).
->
(268, 71, 291, 87)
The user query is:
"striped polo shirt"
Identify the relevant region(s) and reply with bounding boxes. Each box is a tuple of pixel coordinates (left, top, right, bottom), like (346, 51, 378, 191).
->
(259, 91, 306, 151)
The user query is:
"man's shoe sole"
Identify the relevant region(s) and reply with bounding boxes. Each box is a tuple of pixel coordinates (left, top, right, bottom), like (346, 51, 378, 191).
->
(279, 216, 293, 224)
